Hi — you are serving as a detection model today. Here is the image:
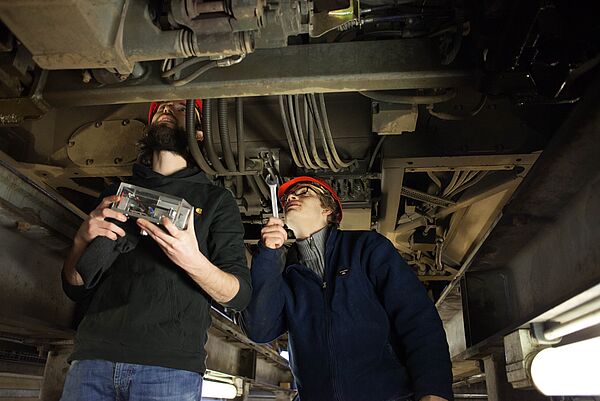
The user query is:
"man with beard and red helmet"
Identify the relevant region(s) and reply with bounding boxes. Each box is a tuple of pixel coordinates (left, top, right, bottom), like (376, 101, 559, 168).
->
(60, 100, 250, 401)
(242, 176, 453, 401)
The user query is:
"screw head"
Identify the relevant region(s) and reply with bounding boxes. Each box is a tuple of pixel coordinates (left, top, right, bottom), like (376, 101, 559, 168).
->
(114, 157, 123, 164)
(122, 119, 129, 126)
(94, 121, 102, 128)
(85, 159, 94, 165)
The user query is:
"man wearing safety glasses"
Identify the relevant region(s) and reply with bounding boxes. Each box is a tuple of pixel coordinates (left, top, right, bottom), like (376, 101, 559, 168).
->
(243, 176, 453, 401)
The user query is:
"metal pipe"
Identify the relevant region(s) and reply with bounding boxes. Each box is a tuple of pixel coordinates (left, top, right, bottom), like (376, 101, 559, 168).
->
(396, 172, 522, 234)
(359, 88, 457, 104)
(236, 97, 245, 199)
(202, 99, 227, 173)
(436, 174, 521, 219)
(278, 96, 303, 168)
(187, 99, 217, 176)
(544, 303, 600, 340)
(246, 175, 263, 202)
(253, 175, 270, 201)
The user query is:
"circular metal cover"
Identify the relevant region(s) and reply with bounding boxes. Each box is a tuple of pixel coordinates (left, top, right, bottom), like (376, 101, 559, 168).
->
(67, 119, 144, 167)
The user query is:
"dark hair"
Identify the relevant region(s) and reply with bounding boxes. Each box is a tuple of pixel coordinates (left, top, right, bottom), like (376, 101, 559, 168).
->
(316, 191, 340, 225)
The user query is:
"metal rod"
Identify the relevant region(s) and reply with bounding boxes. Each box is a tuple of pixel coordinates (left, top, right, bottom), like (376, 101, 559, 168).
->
(544, 302, 600, 340)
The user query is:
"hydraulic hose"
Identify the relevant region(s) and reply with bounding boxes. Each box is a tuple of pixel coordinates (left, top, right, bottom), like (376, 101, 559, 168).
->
(186, 99, 217, 176)
(201, 99, 227, 174)
(236, 97, 245, 199)
(218, 98, 238, 172)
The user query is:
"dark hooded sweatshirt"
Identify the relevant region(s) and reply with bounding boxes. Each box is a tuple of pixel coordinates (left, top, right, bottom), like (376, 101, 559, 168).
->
(62, 164, 250, 374)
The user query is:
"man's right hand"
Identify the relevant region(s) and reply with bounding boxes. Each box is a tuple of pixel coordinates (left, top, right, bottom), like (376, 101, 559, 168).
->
(74, 195, 128, 245)
(261, 217, 287, 249)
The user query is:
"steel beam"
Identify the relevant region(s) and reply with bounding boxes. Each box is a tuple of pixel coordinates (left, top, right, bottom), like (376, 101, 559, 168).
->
(461, 73, 600, 353)
(43, 39, 476, 107)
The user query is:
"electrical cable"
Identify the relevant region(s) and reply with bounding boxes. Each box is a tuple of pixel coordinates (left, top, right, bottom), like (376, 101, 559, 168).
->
(318, 93, 356, 168)
(236, 97, 245, 199)
(201, 99, 228, 174)
(287, 95, 310, 168)
(186, 99, 217, 176)
(218, 98, 238, 172)
(443, 170, 460, 196)
(293, 94, 318, 169)
(308, 94, 340, 172)
(427, 171, 442, 191)
(306, 95, 329, 169)
(447, 171, 488, 198)
(278, 96, 304, 168)
(367, 136, 386, 172)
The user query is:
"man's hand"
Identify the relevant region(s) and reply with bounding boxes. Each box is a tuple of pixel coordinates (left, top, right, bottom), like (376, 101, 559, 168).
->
(137, 214, 241, 304)
(261, 217, 287, 249)
(63, 194, 127, 286)
(420, 396, 448, 401)
(137, 213, 200, 272)
(75, 195, 127, 245)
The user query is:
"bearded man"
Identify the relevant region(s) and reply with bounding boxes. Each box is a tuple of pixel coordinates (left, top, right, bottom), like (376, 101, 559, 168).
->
(60, 100, 250, 401)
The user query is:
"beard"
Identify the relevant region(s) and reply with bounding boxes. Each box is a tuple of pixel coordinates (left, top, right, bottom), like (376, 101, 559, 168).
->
(138, 124, 189, 160)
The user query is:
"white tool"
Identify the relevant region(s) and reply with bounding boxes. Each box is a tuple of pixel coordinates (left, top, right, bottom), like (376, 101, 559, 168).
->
(265, 174, 279, 218)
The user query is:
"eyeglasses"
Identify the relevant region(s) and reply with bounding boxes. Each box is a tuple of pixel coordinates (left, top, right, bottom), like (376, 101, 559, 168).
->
(281, 185, 324, 205)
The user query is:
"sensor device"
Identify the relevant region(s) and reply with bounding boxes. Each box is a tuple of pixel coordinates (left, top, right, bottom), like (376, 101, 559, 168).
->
(112, 183, 192, 230)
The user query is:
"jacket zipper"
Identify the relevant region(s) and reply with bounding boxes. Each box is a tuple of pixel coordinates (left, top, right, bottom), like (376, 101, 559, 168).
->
(323, 280, 343, 401)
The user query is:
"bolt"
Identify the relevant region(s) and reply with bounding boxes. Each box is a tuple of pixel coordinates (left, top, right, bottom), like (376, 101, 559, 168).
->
(94, 121, 102, 128)
(114, 157, 123, 164)
(86, 159, 94, 165)
(82, 70, 92, 84)
(16, 221, 31, 233)
(122, 119, 129, 126)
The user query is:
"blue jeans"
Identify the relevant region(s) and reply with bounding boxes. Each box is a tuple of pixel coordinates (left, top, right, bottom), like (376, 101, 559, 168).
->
(60, 360, 203, 401)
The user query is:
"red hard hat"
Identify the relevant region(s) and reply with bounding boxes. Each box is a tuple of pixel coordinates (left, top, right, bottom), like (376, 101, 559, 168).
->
(147, 100, 203, 123)
(278, 176, 343, 223)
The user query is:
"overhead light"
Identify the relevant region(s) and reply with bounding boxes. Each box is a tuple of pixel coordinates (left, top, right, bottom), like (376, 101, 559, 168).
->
(202, 380, 238, 399)
(530, 336, 600, 395)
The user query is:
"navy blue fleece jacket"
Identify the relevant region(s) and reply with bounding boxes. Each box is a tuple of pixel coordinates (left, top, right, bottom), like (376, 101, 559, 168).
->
(242, 227, 453, 401)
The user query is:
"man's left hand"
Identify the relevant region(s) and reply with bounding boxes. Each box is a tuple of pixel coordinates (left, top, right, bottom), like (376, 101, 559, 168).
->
(420, 396, 448, 401)
(137, 214, 200, 272)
